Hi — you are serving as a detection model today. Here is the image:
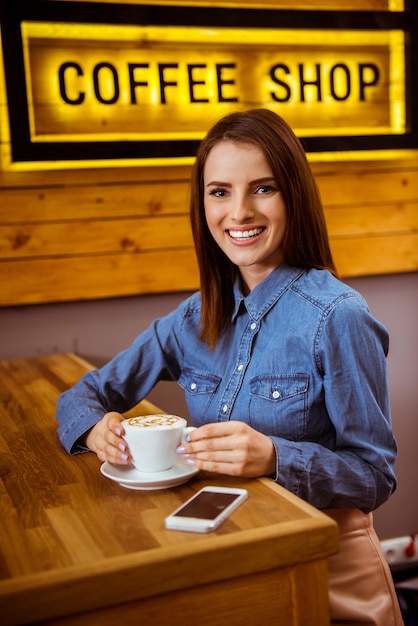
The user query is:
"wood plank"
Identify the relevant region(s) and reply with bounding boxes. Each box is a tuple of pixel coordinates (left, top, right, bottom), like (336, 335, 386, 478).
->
(0, 215, 193, 258)
(317, 168, 418, 207)
(0, 181, 190, 223)
(0, 249, 199, 306)
(324, 202, 418, 237)
(331, 232, 418, 277)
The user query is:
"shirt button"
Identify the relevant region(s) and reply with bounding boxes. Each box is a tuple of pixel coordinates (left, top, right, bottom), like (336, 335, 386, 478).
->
(190, 382, 197, 390)
(237, 364, 243, 371)
(250, 322, 257, 330)
(222, 405, 228, 413)
(272, 390, 281, 399)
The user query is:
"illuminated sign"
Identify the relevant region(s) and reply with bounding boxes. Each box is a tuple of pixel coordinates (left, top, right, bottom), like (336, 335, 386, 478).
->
(0, 1, 416, 169)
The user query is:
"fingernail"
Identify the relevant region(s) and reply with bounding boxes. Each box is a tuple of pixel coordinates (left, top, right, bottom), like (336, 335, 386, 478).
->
(121, 453, 128, 461)
(186, 458, 196, 466)
(176, 445, 186, 454)
(115, 427, 121, 436)
(118, 443, 126, 452)
(186, 434, 191, 442)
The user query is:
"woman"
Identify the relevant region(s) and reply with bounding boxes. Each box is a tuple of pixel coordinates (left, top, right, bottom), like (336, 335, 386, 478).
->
(56, 109, 402, 625)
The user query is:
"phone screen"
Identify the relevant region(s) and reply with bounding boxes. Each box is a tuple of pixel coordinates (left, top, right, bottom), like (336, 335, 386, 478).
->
(173, 491, 241, 520)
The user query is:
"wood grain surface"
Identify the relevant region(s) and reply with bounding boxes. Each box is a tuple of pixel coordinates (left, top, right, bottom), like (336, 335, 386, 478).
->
(0, 353, 338, 625)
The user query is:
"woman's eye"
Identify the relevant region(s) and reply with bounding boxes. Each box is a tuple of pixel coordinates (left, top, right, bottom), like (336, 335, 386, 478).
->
(256, 185, 275, 194)
(210, 188, 226, 197)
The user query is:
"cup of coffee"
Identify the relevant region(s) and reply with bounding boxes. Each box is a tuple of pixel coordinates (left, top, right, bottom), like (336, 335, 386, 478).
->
(121, 414, 195, 473)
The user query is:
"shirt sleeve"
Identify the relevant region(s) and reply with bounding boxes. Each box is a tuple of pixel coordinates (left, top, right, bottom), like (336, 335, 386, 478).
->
(271, 294, 397, 513)
(56, 305, 186, 455)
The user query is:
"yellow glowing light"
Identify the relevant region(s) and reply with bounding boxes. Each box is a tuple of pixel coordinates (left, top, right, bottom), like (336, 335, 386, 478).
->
(389, 30, 405, 132)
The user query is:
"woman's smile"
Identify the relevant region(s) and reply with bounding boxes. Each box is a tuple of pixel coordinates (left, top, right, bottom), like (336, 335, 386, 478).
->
(227, 227, 265, 242)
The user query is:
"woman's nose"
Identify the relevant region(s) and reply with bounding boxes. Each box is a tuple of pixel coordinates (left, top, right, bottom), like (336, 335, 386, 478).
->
(230, 195, 255, 222)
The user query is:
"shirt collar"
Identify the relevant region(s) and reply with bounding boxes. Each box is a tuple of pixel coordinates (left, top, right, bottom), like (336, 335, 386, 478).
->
(232, 264, 305, 321)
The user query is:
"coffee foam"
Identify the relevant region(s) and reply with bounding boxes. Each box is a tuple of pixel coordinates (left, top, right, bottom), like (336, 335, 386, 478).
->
(126, 414, 182, 429)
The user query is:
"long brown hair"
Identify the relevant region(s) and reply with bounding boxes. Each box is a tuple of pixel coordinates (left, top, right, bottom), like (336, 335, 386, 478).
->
(190, 108, 336, 348)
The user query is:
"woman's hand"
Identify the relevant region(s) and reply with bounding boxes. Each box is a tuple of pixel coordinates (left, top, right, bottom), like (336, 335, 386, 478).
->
(84, 412, 131, 465)
(177, 421, 276, 478)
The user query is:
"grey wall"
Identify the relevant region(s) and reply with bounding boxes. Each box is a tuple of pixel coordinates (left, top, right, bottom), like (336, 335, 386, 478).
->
(1, 272, 417, 540)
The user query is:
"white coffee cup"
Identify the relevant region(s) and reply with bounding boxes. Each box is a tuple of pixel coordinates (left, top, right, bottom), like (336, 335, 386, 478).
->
(122, 414, 195, 473)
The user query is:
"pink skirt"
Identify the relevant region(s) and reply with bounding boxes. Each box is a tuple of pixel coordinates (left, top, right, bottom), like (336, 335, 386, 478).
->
(323, 509, 403, 626)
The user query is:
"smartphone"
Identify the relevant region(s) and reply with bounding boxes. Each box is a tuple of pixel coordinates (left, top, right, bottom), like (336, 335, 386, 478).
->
(164, 485, 248, 533)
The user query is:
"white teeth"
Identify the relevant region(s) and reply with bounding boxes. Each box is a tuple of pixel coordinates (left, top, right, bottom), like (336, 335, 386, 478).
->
(229, 228, 263, 240)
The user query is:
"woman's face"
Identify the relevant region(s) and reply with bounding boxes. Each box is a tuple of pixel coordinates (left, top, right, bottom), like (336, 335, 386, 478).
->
(203, 140, 287, 293)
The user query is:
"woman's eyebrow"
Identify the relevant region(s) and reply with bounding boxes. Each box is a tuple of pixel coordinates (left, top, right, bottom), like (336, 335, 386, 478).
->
(206, 180, 231, 187)
(251, 177, 276, 185)
(206, 176, 275, 188)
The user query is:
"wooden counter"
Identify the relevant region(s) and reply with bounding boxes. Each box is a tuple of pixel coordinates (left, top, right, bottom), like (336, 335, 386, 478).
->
(0, 353, 338, 625)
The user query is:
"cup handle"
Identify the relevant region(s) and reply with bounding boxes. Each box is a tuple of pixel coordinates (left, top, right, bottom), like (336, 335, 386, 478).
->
(181, 426, 196, 444)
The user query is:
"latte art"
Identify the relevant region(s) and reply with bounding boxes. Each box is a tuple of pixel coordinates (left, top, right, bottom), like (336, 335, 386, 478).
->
(127, 414, 182, 429)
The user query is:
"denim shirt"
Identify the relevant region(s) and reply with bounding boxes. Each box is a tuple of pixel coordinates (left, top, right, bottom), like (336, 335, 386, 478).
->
(56, 263, 397, 512)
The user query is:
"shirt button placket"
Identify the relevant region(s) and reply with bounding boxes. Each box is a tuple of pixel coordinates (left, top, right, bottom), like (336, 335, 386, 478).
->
(218, 318, 259, 420)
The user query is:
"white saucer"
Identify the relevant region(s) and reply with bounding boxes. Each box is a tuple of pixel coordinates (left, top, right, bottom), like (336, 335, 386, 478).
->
(100, 458, 199, 490)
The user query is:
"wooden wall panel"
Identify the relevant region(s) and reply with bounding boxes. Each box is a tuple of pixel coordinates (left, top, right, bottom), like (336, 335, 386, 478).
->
(0, 0, 416, 307)
(0, 158, 417, 306)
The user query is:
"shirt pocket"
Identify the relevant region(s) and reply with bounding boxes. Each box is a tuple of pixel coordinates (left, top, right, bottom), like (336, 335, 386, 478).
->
(249, 373, 309, 440)
(178, 368, 221, 425)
